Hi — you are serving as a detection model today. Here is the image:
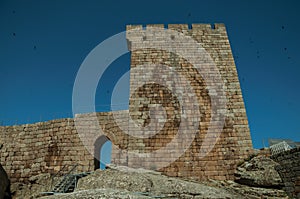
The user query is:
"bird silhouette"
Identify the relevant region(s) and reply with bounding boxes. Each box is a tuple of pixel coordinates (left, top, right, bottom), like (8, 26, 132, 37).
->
(256, 50, 260, 59)
(249, 37, 254, 44)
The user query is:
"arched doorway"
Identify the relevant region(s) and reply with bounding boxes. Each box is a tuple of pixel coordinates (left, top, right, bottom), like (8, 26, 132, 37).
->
(94, 136, 112, 170)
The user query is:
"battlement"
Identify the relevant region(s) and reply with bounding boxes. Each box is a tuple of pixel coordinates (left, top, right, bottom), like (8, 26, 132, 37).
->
(126, 23, 226, 31)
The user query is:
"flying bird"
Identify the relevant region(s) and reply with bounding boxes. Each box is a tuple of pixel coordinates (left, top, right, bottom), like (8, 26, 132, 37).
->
(249, 37, 254, 44)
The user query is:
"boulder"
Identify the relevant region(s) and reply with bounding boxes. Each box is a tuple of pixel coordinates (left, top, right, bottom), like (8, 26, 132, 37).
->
(235, 156, 283, 189)
(73, 165, 244, 198)
(10, 173, 60, 199)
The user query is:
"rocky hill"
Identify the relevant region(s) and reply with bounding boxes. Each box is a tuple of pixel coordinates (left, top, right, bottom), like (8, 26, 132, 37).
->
(7, 154, 288, 199)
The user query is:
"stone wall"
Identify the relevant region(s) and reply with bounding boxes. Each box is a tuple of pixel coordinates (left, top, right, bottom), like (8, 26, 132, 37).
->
(125, 24, 253, 180)
(0, 23, 253, 183)
(0, 117, 89, 183)
(271, 147, 300, 198)
(0, 111, 129, 183)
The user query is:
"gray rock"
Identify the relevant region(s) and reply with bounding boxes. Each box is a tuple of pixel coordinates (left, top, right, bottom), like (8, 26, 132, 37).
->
(11, 173, 61, 199)
(235, 156, 283, 188)
(74, 165, 242, 199)
(41, 188, 151, 199)
(37, 164, 287, 199)
(21, 163, 288, 199)
(207, 180, 287, 199)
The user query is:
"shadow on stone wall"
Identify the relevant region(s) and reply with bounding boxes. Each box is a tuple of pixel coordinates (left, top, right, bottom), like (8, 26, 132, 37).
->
(271, 147, 300, 198)
(0, 144, 11, 199)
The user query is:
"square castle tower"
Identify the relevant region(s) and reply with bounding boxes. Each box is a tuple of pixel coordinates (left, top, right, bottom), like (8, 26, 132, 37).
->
(107, 24, 253, 180)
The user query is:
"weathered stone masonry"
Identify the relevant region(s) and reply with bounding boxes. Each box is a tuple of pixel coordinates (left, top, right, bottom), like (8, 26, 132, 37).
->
(0, 112, 128, 183)
(124, 24, 253, 180)
(0, 118, 92, 183)
(0, 24, 253, 183)
(272, 147, 300, 198)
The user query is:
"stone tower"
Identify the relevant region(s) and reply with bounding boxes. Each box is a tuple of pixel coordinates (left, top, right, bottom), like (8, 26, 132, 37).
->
(118, 24, 253, 180)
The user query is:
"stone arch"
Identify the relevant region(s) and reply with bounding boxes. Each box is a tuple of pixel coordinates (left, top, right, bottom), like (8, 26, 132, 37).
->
(94, 135, 111, 170)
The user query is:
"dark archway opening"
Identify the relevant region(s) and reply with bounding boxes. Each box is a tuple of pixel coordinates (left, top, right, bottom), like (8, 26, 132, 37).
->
(94, 136, 112, 170)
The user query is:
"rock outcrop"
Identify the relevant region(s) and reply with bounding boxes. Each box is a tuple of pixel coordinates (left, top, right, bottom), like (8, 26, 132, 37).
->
(42, 165, 243, 199)
(234, 155, 283, 189)
(10, 173, 64, 199)
(74, 165, 242, 198)
(39, 164, 287, 199)
(9, 154, 289, 199)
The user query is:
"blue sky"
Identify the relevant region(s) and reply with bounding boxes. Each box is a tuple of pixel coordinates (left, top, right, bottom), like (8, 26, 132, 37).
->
(0, 0, 299, 149)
